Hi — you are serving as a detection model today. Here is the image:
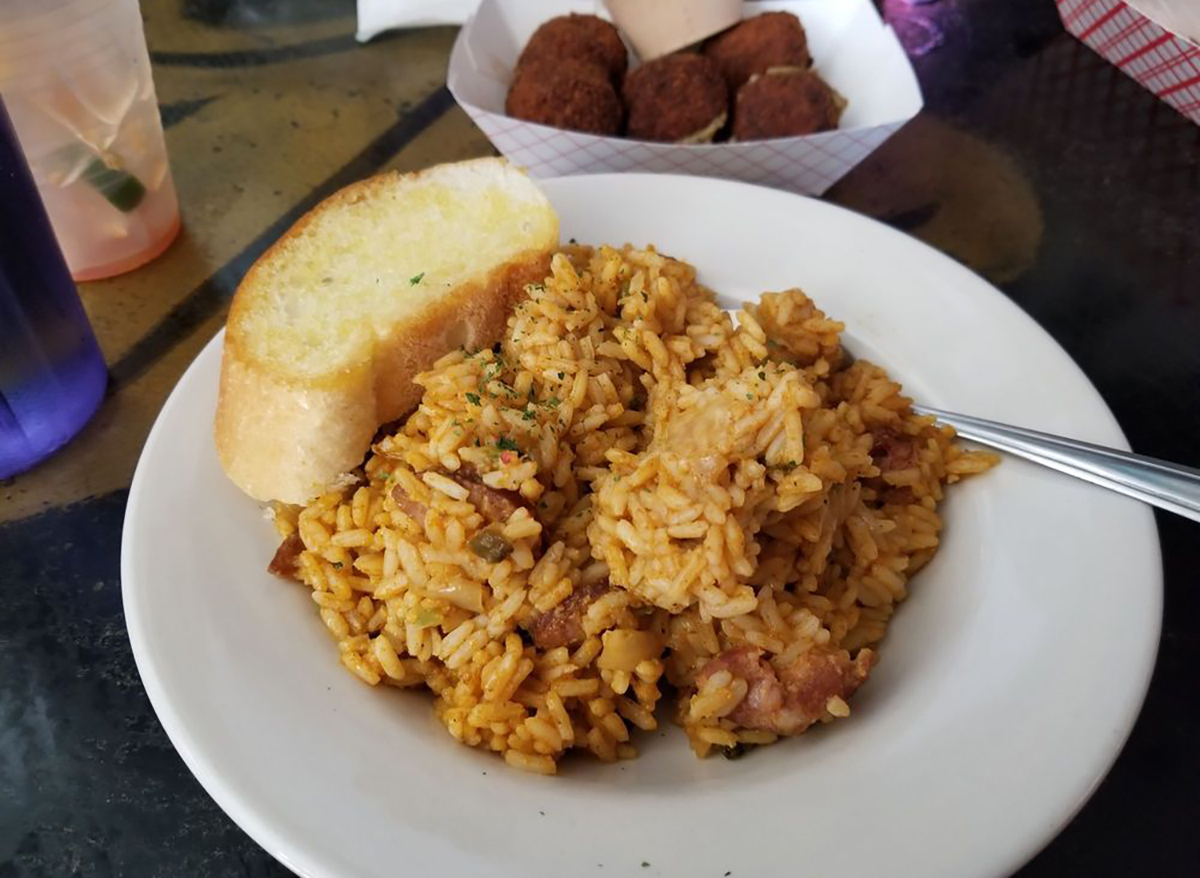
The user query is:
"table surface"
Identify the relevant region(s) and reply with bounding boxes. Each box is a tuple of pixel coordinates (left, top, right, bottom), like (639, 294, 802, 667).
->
(2, 0, 1198, 875)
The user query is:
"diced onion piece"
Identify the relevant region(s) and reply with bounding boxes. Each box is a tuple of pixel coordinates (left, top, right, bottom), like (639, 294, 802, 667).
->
(417, 579, 484, 613)
(597, 630, 662, 672)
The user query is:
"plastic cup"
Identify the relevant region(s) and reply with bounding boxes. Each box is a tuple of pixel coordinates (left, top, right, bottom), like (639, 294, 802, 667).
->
(0, 0, 180, 281)
(1, 97, 107, 478)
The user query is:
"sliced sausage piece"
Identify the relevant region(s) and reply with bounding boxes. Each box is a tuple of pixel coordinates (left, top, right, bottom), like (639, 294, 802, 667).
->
(393, 466, 542, 556)
(526, 580, 612, 650)
(696, 645, 874, 736)
(870, 427, 918, 472)
(267, 533, 304, 581)
(775, 647, 874, 729)
(875, 485, 916, 506)
(391, 466, 530, 526)
(390, 483, 429, 523)
(447, 465, 529, 525)
(866, 427, 920, 505)
(696, 646, 782, 727)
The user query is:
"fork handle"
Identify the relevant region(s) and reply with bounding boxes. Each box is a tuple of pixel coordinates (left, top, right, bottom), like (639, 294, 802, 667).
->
(913, 405, 1200, 524)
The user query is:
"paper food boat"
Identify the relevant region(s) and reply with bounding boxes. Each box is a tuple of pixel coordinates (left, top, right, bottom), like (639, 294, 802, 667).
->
(1056, 0, 1200, 125)
(447, 0, 923, 196)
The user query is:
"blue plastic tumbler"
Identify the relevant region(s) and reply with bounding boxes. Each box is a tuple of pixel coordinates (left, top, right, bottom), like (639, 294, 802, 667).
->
(0, 97, 107, 479)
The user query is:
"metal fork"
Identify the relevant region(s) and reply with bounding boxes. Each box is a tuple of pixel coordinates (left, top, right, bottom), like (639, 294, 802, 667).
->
(913, 405, 1200, 524)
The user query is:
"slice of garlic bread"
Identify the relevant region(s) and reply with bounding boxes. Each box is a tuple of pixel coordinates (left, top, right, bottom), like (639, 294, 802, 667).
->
(215, 158, 559, 504)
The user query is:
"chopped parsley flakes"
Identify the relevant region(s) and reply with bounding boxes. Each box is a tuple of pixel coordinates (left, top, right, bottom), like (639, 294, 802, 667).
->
(465, 392, 482, 406)
(409, 272, 424, 285)
(496, 436, 520, 452)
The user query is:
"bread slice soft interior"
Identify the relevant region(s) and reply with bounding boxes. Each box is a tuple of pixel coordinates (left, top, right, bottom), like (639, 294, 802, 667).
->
(215, 158, 559, 504)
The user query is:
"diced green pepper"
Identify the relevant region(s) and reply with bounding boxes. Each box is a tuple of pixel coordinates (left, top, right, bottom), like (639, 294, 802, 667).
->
(469, 531, 513, 562)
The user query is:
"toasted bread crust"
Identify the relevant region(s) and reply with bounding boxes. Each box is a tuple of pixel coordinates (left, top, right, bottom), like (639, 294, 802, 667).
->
(214, 160, 557, 504)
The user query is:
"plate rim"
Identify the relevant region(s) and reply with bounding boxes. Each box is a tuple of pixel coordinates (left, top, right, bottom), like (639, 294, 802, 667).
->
(121, 172, 1163, 878)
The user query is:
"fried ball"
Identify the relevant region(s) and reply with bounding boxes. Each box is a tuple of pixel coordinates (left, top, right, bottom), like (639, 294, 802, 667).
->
(623, 54, 729, 143)
(505, 58, 623, 136)
(704, 12, 811, 92)
(732, 70, 843, 141)
(516, 14, 628, 85)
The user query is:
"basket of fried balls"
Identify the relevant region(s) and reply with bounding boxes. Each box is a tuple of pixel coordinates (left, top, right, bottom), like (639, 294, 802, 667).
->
(504, 11, 846, 143)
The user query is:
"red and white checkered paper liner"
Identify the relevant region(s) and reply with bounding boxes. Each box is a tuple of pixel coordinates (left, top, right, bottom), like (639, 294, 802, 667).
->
(462, 112, 905, 195)
(1057, 0, 1200, 123)
(447, 0, 923, 196)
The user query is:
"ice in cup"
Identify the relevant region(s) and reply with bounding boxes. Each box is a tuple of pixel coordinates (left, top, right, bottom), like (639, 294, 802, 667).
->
(0, 0, 180, 281)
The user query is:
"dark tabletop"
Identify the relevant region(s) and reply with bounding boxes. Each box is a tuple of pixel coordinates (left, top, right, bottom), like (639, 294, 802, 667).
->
(1, 0, 1197, 875)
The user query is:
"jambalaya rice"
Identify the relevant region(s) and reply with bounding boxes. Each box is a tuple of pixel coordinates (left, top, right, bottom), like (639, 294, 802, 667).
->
(269, 245, 996, 774)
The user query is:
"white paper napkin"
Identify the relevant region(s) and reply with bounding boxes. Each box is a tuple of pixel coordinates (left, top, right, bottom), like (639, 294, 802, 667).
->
(357, 0, 482, 41)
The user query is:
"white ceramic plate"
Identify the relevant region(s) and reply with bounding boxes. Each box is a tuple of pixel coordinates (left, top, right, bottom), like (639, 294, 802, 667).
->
(122, 174, 1161, 878)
